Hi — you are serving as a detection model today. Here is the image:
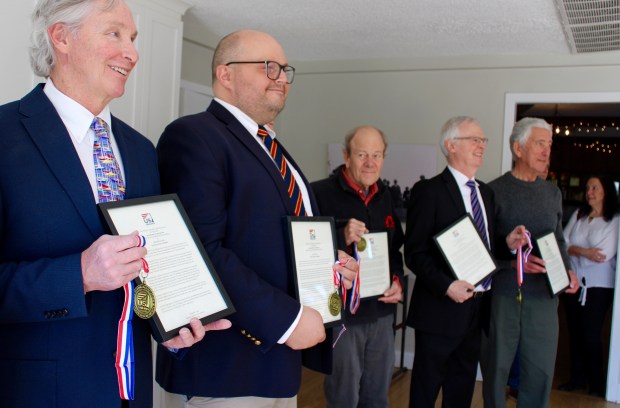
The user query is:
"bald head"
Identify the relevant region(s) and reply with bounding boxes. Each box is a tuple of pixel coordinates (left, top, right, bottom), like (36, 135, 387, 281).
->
(212, 30, 284, 83)
(211, 30, 290, 125)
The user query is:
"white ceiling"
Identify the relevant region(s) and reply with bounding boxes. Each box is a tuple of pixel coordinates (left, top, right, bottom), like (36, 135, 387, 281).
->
(182, 0, 573, 61)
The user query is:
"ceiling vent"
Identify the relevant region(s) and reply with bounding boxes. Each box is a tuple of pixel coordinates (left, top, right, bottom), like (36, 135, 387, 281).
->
(555, 0, 620, 53)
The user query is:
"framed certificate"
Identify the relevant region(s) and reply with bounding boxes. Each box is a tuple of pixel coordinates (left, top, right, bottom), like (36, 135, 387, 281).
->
(99, 194, 234, 342)
(433, 214, 497, 286)
(284, 216, 342, 327)
(357, 232, 391, 298)
(536, 231, 571, 296)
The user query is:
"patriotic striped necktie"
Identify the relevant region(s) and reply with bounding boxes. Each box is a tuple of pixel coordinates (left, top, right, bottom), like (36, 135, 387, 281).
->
(258, 126, 307, 216)
(466, 180, 492, 288)
(91, 117, 134, 400)
(92, 117, 125, 203)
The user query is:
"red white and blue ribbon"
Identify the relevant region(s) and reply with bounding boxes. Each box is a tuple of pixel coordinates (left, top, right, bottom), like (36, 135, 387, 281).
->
(115, 234, 147, 400)
(516, 230, 532, 289)
(115, 280, 135, 400)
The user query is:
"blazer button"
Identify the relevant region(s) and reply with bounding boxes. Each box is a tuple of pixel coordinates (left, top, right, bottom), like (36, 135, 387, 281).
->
(62, 308, 69, 316)
(254, 340, 261, 346)
(240, 329, 246, 335)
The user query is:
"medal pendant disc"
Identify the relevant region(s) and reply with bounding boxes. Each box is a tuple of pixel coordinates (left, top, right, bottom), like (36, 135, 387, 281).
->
(328, 292, 342, 316)
(134, 283, 157, 319)
(517, 288, 522, 304)
(357, 237, 367, 252)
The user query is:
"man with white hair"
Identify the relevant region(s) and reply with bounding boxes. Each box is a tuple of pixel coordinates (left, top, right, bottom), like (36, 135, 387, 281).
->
(0, 1, 227, 407)
(406, 116, 525, 408)
(481, 117, 578, 408)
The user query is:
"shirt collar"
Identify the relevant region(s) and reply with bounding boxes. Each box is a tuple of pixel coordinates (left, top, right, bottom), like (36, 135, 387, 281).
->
(447, 165, 476, 187)
(341, 166, 379, 204)
(214, 97, 274, 139)
(44, 79, 112, 143)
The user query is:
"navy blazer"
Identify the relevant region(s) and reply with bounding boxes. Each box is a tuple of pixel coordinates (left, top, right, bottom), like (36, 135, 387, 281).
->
(156, 100, 330, 398)
(405, 167, 495, 337)
(0, 85, 160, 408)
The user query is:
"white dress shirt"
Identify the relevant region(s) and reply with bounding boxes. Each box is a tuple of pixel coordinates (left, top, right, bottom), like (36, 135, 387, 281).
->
(44, 79, 124, 203)
(448, 166, 491, 291)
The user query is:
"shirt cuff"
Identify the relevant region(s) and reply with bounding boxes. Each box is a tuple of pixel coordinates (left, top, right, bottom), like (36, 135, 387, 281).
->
(277, 305, 303, 344)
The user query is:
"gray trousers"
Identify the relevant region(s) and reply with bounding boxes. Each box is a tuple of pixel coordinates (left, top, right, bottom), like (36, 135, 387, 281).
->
(324, 314, 395, 408)
(480, 293, 559, 408)
(163, 393, 297, 408)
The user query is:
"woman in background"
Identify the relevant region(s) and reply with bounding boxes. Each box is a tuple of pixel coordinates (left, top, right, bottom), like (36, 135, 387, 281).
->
(561, 175, 619, 397)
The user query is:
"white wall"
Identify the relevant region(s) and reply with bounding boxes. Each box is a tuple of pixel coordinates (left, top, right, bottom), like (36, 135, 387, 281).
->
(179, 31, 620, 185)
(0, 0, 37, 103)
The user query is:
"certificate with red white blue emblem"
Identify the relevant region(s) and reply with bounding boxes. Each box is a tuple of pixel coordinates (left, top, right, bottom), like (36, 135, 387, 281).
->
(99, 194, 234, 342)
(284, 216, 342, 327)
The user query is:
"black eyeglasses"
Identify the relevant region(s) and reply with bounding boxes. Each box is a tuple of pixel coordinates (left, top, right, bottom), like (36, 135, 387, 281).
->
(225, 60, 295, 84)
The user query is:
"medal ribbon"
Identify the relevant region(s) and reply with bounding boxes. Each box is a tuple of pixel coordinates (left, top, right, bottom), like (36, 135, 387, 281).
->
(516, 230, 532, 291)
(349, 246, 361, 314)
(332, 251, 361, 314)
(115, 235, 147, 400)
(115, 280, 135, 400)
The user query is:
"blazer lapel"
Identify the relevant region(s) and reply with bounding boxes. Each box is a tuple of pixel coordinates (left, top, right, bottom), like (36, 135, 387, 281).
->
(441, 167, 466, 214)
(479, 184, 495, 250)
(20, 87, 101, 238)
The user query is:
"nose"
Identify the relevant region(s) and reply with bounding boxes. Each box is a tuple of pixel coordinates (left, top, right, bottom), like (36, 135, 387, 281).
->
(275, 67, 288, 84)
(123, 40, 139, 66)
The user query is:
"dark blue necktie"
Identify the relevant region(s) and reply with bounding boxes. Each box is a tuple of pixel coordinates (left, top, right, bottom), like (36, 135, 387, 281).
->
(467, 180, 491, 288)
(466, 180, 488, 247)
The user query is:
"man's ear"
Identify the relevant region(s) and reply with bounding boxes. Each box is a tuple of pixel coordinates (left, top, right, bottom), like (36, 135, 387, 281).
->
(512, 141, 523, 159)
(444, 139, 455, 154)
(216, 64, 232, 89)
(48, 22, 70, 55)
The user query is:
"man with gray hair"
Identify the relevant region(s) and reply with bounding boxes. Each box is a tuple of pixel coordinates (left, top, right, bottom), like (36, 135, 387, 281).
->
(405, 117, 525, 407)
(481, 117, 578, 407)
(0, 1, 228, 407)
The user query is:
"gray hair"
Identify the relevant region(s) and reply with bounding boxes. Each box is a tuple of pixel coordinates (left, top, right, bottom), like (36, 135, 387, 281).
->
(30, 0, 118, 78)
(509, 117, 552, 161)
(343, 125, 388, 155)
(439, 116, 480, 157)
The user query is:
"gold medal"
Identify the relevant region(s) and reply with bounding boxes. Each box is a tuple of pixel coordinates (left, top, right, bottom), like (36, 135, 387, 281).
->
(357, 237, 367, 252)
(516, 288, 522, 304)
(328, 292, 342, 316)
(134, 283, 157, 319)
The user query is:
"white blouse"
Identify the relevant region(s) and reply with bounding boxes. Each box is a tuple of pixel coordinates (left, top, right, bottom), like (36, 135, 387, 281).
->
(564, 211, 619, 290)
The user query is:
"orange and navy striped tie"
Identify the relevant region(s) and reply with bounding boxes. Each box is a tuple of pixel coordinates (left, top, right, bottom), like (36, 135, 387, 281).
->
(258, 126, 307, 216)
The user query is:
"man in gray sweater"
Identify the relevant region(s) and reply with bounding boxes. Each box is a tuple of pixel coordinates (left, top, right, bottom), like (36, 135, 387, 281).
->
(481, 117, 578, 408)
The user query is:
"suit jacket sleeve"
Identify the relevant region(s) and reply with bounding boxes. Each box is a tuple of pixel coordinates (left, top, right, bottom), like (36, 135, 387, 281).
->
(404, 179, 454, 297)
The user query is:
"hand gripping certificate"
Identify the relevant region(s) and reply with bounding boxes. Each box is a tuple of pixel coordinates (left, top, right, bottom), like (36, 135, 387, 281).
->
(433, 214, 497, 286)
(99, 194, 234, 342)
(536, 231, 571, 296)
(357, 232, 391, 298)
(284, 217, 342, 327)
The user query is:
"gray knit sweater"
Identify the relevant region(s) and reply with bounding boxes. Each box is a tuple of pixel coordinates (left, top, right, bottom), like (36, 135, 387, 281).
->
(489, 172, 572, 298)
